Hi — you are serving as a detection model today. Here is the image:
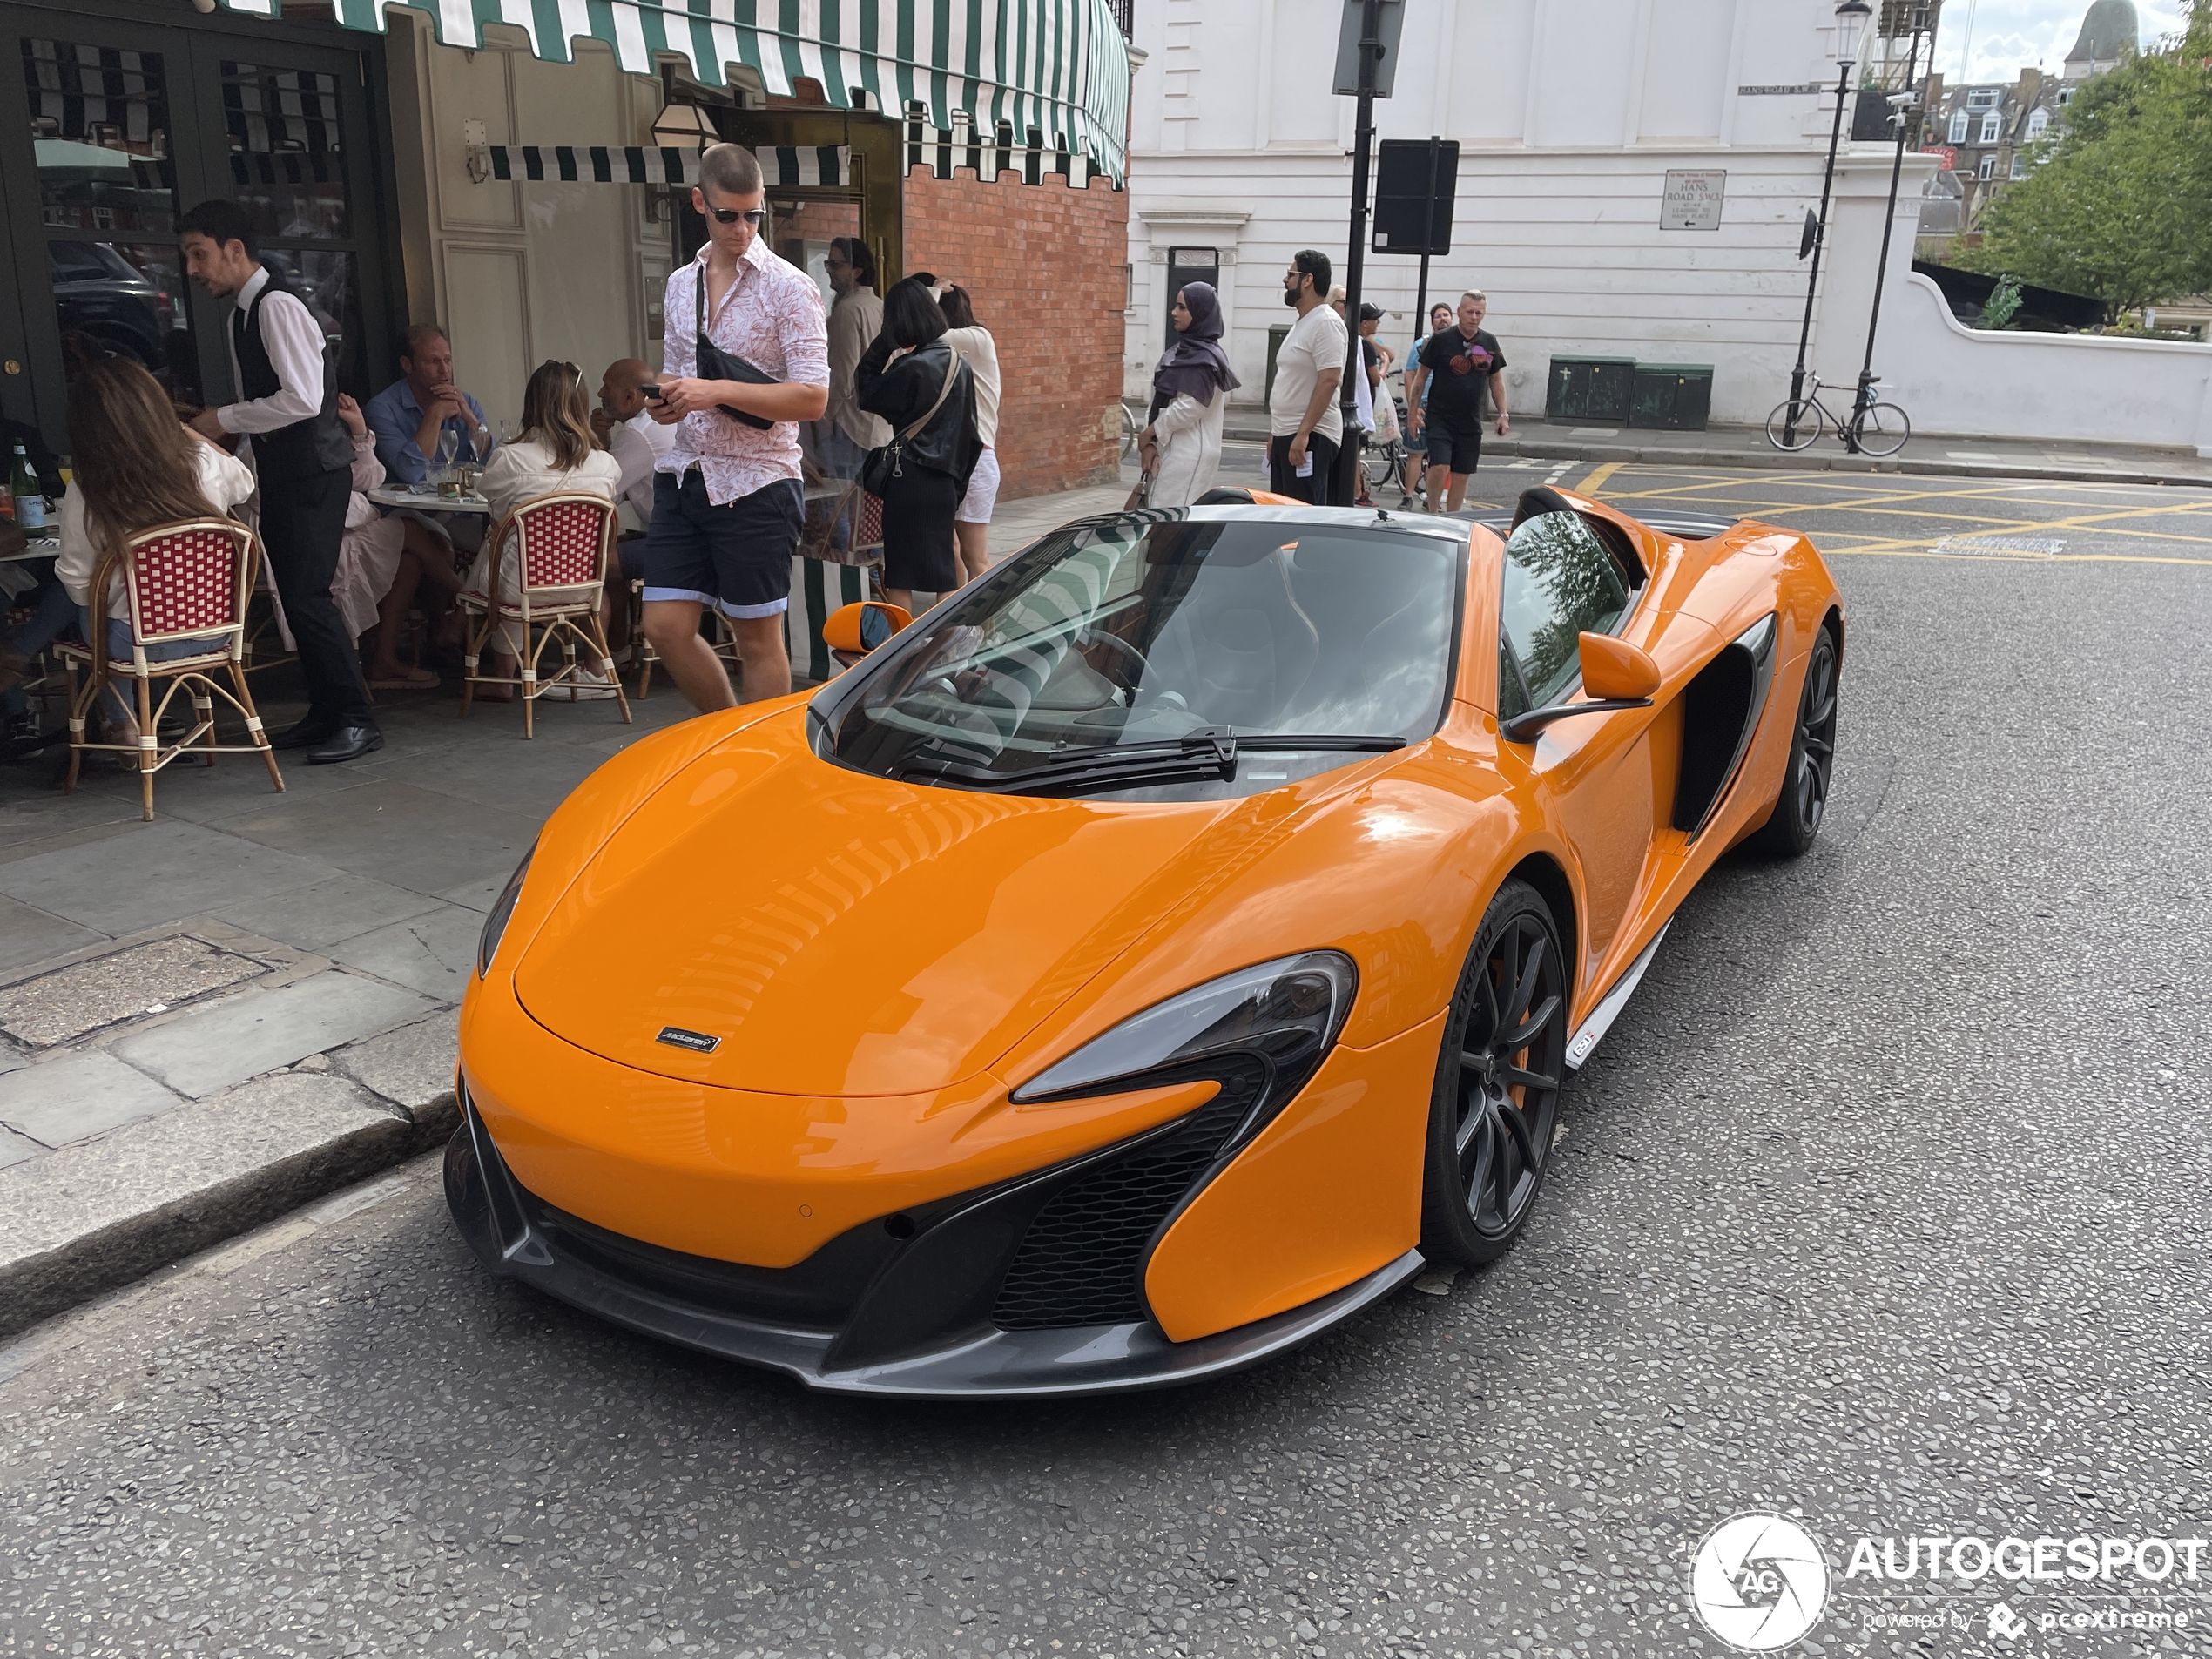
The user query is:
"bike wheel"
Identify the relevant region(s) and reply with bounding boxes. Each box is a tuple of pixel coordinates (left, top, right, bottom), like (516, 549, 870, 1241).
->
(1363, 442, 1400, 492)
(1764, 398, 1822, 453)
(1853, 401, 1911, 458)
(1119, 402, 1139, 459)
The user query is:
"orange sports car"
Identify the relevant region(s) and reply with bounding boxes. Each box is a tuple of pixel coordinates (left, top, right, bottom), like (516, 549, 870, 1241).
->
(447, 485, 1843, 1397)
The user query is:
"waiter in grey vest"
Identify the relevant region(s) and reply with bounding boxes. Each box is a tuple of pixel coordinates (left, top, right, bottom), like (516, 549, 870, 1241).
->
(179, 200, 381, 764)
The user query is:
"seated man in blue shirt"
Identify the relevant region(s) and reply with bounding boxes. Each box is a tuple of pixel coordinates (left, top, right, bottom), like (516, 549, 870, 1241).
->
(363, 322, 491, 484)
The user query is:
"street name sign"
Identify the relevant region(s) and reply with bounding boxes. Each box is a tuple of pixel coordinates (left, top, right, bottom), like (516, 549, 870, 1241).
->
(1661, 169, 1726, 231)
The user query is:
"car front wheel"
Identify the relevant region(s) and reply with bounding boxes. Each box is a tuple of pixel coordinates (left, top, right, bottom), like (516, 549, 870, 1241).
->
(1749, 624, 1839, 857)
(1420, 879, 1568, 1267)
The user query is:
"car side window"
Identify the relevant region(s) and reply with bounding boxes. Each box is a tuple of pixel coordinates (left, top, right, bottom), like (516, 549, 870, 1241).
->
(1499, 511, 1635, 707)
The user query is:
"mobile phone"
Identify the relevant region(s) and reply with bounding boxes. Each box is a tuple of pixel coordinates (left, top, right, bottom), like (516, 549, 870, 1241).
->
(640, 383, 664, 398)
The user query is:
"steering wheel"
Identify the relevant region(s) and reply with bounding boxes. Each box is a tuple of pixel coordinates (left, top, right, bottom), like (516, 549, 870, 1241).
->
(1081, 627, 1152, 689)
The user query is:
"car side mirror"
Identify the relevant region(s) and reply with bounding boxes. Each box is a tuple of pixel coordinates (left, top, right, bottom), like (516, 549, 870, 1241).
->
(1500, 632, 1661, 742)
(822, 600, 913, 658)
(1578, 632, 1661, 701)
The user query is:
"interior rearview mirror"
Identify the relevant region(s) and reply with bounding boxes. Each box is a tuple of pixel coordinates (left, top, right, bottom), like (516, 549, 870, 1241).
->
(823, 600, 913, 658)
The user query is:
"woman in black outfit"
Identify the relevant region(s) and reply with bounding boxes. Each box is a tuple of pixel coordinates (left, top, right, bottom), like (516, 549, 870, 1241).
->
(855, 273, 981, 609)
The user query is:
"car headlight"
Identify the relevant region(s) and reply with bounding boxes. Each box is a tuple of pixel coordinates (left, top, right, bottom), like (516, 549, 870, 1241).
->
(476, 846, 535, 978)
(1013, 952, 1357, 1116)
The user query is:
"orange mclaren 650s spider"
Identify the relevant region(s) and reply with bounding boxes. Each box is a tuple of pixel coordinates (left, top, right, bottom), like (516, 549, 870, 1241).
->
(448, 483, 1844, 1398)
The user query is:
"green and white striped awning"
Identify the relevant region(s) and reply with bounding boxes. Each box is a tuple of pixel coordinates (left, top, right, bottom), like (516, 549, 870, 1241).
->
(484, 143, 850, 185)
(216, 0, 1130, 184)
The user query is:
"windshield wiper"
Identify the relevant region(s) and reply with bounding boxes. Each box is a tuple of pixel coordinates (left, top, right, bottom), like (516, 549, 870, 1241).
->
(892, 727, 1407, 798)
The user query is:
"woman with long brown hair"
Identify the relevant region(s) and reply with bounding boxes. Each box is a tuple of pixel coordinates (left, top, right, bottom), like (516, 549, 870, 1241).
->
(465, 359, 621, 698)
(55, 357, 255, 750)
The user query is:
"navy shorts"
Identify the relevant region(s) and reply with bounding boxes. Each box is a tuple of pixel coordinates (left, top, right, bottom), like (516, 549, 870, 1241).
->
(641, 470, 803, 619)
(1424, 420, 1482, 476)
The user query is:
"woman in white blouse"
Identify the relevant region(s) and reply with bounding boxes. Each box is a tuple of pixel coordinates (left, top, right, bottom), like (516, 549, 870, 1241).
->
(465, 360, 623, 698)
(52, 359, 255, 756)
(1138, 282, 1240, 509)
(939, 285, 1001, 586)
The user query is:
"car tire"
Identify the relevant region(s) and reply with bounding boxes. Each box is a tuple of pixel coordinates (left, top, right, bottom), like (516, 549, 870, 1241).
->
(1748, 624, 1839, 858)
(1419, 879, 1568, 1268)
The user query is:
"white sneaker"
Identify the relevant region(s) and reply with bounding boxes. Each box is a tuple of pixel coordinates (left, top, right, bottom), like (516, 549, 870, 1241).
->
(566, 667, 621, 701)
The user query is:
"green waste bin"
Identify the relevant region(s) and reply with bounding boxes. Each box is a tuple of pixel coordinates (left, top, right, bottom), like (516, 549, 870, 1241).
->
(1629, 364, 1715, 430)
(1544, 356, 1635, 423)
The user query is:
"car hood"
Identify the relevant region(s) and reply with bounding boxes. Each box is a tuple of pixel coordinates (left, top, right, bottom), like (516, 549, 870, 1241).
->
(513, 711, 1260, 1097)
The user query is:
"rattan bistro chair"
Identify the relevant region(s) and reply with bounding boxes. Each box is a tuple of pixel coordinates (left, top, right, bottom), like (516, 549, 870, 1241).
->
(60, 516, 285, 821)
(457, 491, 632, 738)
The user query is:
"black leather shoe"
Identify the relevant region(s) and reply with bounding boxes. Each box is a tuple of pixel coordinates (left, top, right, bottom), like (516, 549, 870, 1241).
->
(272, 717, 340, 751)
(303, 724, 384, 765)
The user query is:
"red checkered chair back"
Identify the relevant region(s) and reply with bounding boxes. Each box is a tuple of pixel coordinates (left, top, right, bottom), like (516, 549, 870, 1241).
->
(507, 493, 615, 596)
(122, 518, 255, 648)
(853, 490, 885, 554)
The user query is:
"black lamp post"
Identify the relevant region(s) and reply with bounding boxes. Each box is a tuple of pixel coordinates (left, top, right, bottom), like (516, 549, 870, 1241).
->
(1784, 0, 1872, 448)
(1852, 3, 1932, 448)
(1336, 0, 1383, 509)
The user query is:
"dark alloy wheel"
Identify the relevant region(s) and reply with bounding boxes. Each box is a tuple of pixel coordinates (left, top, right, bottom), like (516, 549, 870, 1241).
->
(1420, 879, 1568, 1267)
(1750, 624, 1839, 857)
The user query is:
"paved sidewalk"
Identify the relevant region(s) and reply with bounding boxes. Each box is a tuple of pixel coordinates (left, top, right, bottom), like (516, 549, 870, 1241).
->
(1221, 415, 2212, 489)
(0, 474, 1139, 1339)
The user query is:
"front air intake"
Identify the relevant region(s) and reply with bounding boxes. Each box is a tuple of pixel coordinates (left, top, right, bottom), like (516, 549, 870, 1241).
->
(991, 1066, 1261, 1329)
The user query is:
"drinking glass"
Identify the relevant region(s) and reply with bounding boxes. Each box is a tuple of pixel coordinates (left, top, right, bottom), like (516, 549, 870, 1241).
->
(434, 426, 460, 479)
(498, 420, 516, 447)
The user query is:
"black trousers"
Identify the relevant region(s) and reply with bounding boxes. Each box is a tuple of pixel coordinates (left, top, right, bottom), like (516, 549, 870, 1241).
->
(259, 464, 374, 729)
(1267, 432, 1340, 506)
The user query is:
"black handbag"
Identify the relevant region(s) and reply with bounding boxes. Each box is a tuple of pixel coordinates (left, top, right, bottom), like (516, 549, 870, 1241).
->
(694, 267, 778, 430)
(859, 347, 960, 496)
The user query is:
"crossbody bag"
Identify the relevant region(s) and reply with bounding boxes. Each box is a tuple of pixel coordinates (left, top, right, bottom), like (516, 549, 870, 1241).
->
(693, 266, 780, 431)
(858, 347, 961, 496)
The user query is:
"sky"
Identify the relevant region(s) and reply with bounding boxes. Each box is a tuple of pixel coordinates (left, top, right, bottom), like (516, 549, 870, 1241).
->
(1935, 0, 2188, 82)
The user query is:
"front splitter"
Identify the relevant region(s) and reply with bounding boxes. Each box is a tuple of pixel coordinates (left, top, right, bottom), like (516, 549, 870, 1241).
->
(445, 1105, 1422, 1399)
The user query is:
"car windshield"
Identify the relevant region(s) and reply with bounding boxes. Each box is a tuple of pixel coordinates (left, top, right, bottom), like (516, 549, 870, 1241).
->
(822, 515, 1462, 800)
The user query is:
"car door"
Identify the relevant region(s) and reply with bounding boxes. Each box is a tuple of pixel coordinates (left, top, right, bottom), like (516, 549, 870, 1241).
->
(1488, 509, 1682, 1004)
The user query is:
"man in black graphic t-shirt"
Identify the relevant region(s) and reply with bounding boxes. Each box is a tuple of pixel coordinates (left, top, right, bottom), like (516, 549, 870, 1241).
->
(1406, 290, 1511, 513)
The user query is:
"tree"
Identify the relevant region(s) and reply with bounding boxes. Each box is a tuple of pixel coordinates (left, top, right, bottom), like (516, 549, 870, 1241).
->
(1959, 15, 2212, 310)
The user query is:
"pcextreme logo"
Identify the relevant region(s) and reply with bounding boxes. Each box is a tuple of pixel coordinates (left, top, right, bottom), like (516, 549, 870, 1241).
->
(1688, 1513, 1831, 1651)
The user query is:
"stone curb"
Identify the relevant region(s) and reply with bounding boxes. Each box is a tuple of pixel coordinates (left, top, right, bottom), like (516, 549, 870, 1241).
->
(0, 1020, 459, 1343)
(1217, 426, 2212, 490)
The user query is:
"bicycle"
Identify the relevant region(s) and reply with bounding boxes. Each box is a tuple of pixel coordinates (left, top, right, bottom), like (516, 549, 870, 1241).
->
(1362, 395, 1420, 505)
(1764, 374, 1911, 458)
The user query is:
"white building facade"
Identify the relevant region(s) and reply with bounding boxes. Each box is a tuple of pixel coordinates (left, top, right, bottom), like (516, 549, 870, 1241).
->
(1122, 0, 1929, 430)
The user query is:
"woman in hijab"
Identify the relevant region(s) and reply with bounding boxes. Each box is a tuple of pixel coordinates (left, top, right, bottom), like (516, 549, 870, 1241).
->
(1138, 281, 1240, 508)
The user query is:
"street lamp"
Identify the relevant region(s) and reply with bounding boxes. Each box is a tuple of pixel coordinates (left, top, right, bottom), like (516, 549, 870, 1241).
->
(1782, 0, 1871, 448)
(1852, 2, 1932, 450)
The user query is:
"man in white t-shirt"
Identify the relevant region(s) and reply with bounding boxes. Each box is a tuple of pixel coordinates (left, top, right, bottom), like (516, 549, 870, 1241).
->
(1267, 249, 1346, 505)
(592, 357, 678, 647)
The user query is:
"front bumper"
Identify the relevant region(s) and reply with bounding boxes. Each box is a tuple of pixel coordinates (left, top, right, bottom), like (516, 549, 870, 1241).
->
(445, 1091, 1421, 1398)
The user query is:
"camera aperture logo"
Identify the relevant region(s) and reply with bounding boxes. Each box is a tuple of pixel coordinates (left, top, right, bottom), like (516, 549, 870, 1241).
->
(1689, 1513, 1831, 1651)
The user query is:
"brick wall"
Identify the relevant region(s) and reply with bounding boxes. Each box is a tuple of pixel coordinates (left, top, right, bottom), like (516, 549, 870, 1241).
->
(901, 166, 1127, 501)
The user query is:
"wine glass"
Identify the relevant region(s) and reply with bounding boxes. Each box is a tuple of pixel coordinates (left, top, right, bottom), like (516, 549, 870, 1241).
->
(432, 426, 459, 489)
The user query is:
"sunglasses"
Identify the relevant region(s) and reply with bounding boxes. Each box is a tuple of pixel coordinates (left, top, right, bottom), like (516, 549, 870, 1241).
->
(707, 206, 766, 227)
(538, 358, 581, 386)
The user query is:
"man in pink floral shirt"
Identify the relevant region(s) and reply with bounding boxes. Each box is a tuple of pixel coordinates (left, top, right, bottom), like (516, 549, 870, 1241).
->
(641, 144, 830, 711)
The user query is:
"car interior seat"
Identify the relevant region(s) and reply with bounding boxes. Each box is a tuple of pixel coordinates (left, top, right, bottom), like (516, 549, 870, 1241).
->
(1135, 550, 1320, 729)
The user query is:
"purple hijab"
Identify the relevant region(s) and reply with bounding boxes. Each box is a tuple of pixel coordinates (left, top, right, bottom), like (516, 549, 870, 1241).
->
(1151, 281, 1240, 413)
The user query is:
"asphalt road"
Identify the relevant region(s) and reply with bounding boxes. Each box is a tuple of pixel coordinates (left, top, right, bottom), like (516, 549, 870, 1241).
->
(6, 466, 2211, 1659)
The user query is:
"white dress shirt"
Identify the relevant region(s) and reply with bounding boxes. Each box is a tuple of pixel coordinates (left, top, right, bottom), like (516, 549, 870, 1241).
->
(608, 411, 676, 523)
(215, 266, 328, 438)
